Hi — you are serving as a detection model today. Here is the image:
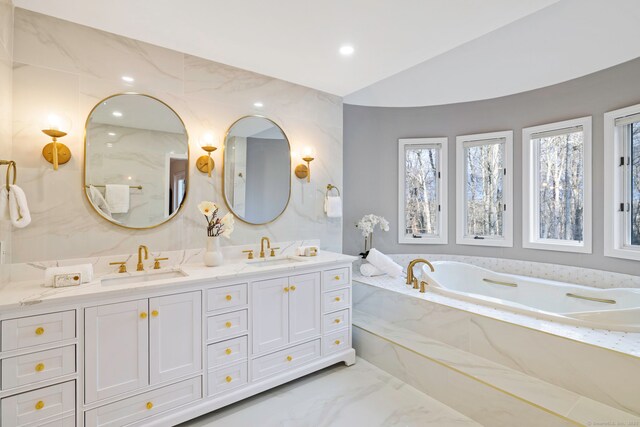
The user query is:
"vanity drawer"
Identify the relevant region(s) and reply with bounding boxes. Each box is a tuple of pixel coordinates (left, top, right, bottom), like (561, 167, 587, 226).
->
(207, 310, 248, 342)
(322, 309, 350, 334)
(323, 288, 351, 313)
(207, 283, 248, 312)
(208, 336, 248, 368)
(1, 380, 75, 427)
(208, 362, 248, 396)
(1, 311, 76, 352)
(252, 339, 321, 381)
(85, 377, 201, 427)
(1, 345, 76, 390)
(323, 268, 350, 291)
(323, 329, 351, 356)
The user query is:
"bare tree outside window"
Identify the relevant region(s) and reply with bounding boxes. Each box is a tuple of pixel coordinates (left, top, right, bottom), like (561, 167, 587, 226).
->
(535, 130, 584, 242)
(404, 146, 438, 237)
(464, 142, 504, 237)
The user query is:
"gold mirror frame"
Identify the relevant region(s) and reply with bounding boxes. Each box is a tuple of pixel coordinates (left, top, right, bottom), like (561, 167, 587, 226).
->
(83, 92, 190, 230)
(222, 115, 291, 225)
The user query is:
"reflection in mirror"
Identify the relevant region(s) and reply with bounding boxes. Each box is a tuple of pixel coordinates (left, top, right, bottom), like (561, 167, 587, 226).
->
(223, 116, 291, 224)
(84, 94, 189, 229)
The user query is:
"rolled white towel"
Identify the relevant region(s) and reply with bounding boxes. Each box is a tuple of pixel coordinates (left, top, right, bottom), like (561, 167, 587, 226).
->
(45, 264, 94, 287)
(359, 262, 385, 277)
(7, 185, 31, 228)
(366, 248, 403, 278)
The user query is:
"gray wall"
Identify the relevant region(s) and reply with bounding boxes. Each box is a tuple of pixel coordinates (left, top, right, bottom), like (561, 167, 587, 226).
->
(344, 57, 640, 276)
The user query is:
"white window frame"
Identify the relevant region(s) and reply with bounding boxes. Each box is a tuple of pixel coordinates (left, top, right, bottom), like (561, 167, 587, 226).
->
(455, 131, 513, 247)
(604, 103, 640, 261)
(522, 117, 592, 253)
(398, 138, 448, 244)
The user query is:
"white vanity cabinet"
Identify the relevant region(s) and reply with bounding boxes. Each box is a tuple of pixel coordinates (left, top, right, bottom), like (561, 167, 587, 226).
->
(252, 272, 321, 355)
(84, 291, 202, 403)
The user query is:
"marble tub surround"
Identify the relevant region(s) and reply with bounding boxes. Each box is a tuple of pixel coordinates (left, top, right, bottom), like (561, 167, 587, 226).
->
(380, 253, 640, 289)
(181, 358, 480, 427)
(353, 279, 640, 416)
(7, 8, 342, 268)
(353, 312, 640, 426)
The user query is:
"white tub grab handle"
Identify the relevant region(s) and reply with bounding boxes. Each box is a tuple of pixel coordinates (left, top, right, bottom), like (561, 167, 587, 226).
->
(566, 293, 616, 304)
(482, 278, 518, 287)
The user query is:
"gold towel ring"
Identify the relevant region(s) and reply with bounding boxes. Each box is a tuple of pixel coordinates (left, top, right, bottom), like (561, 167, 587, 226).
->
(326, 184, 340, 197)
(1, 160, 16, 191)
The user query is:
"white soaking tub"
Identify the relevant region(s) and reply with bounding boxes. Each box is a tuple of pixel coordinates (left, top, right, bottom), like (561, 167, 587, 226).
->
(420, 261, 640, 332)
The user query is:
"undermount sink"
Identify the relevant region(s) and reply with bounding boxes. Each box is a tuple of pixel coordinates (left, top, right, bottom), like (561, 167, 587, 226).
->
(247, 256, 307, 268)
(101, 269, 188, 286)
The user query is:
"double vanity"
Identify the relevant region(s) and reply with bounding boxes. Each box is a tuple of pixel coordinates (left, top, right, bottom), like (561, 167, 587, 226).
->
(0, 251, 356, 426)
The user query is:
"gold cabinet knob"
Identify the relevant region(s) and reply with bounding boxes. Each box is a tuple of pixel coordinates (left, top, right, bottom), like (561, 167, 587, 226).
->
(146, 402, 153, 410)
(334, 297, 341, 302)
(334, 318, 341, 324)
(335, 339, 341, 345)
(140, 312, 148, 319)
(225, 376, 232, 383)
(151, 310, 159, 317)
(35, 327, 45, 336)
(35, 401, 45, 410)
(225, 294, 232, 301)
(283, 287, 290, 293)
(35, 363, 45, 372)
(225, 321, 232, 328)
(225, 348, 232, 355)
(290, 285, 297, 291)
(334, 275, 340, 280)
(286, 355, 293, 362)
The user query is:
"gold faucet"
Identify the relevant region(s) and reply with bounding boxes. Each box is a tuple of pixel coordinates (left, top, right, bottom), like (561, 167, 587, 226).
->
(259, 237, 271, 258)
(406, 259, 435, 289)
(137, 245, 149, 271)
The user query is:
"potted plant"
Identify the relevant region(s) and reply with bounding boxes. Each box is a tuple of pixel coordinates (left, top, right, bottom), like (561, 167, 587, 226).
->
(199, 201, 234, 266)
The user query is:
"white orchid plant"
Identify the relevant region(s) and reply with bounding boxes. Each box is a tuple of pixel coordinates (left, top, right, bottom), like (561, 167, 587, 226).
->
(198, 201, 235, 238)
(356, 214, 389, 257)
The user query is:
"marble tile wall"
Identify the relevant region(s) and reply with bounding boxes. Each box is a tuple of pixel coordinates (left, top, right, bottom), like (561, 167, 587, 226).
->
(0, 0, 13, 284)
(6, 9, 342, 273)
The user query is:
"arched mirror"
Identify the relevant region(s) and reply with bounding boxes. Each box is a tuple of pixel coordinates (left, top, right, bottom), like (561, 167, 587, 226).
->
(223, 116, 291, 224)
(84, 94, 189, 229)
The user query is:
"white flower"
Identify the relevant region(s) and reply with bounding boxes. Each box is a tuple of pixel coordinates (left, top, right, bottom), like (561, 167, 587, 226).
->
(356, 214, 389, 236)
(198, 201, 217, 217)
(220, 213, 235, 238)
(379, 217, 390, 232)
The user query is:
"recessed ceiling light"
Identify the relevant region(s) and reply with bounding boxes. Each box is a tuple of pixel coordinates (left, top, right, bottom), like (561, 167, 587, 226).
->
(106, 143, 113, 148)
(339, 45, 354, 56)
(121, 76, 134, 83)
(253, 102, 264, 108)
(127, 176, 132, 180)
(108, 132, 116, 136)
(112, 111, 123, 117)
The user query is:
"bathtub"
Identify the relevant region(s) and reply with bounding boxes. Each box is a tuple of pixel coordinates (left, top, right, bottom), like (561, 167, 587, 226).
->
(420, 261, 640, 332)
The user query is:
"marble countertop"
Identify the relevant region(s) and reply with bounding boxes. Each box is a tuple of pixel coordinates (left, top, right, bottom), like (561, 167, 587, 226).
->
(353, 273, 640, 358)
(0, 251, 356, 312)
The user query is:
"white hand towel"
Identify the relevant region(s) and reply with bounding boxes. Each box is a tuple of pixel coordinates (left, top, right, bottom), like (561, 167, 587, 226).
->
(359, 262, 385, 277)
(105, 184, 130, 214)
(89, 185, 113, 218)
(7, 185, 31, 228)
(45, 264, 94, 287)
(324, 196, 342, 218)
(366, 248, 403, 278)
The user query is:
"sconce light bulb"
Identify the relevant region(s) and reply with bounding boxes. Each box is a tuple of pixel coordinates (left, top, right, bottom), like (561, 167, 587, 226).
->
(199, 132, 218, 153)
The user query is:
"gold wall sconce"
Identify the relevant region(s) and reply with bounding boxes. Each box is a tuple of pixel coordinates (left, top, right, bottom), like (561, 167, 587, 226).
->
(196, 132, 217, 177)
(294, 147, 315, 183)
(41, 114, 71, 170)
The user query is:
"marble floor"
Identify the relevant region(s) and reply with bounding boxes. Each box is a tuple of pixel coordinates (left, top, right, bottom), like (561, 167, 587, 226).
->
(180, 358, 479, 427)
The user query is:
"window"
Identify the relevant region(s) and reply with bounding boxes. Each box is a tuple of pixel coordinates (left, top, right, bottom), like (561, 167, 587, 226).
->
(398, 138, 448, 244)
(456, 131, 513, 247)
(522, 117, 592, 253)
(604, 104, 640, 260)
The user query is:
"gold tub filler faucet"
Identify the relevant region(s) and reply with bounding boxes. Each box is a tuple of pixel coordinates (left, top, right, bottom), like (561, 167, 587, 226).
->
(406, 259, 435, 293)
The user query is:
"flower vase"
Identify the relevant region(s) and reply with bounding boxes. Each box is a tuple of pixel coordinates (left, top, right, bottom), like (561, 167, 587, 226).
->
(204, 236, 224, 267)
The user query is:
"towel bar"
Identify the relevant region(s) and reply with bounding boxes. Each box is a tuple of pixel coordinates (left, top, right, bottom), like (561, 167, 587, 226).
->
(85, 184, 143, 190)
(326, 184, 340, 197)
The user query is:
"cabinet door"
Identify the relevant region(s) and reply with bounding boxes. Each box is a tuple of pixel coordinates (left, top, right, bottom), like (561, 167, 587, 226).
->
(289, 272, 321, 343)
(149, 292, 202, 384)
(252, 277, 289, 354)
(85, 300, 149, 403)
